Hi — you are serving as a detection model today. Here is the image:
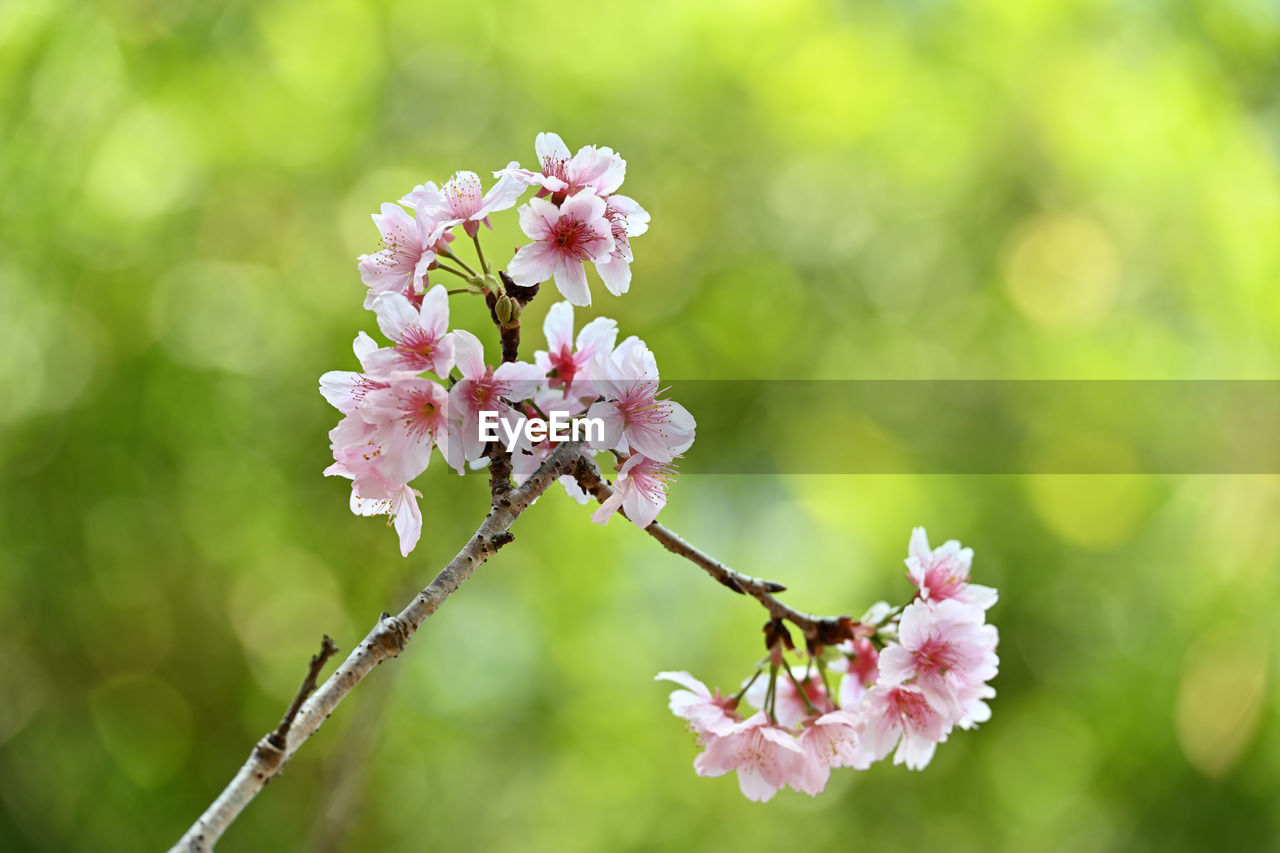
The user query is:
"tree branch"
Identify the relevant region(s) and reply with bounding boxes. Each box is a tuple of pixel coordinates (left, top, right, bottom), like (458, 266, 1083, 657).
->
(167, 441, 586, 853)
(571, 456, 856, 648)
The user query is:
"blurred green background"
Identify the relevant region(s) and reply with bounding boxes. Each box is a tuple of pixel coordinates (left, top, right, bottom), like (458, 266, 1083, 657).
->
(3, 0, 1280, 850)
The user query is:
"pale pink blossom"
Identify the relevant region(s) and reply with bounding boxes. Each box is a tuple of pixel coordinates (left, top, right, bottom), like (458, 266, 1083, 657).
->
(858, 684, 951, 770)
(533, 301, 618, 398)
(498, 132, 627, 199)
(793, 710, 868, 795)
(590, 453, 677, 530)
(448, 329, 544, 463)
(832, 638, 880, 706)
(593, 194, 649, 297)
(655, 671, 741, 739)
(319, 332, 387, 415)
(358, 376, 455, 481)
(507, 190, 614, 306)
(693, 712, 807, 802)
(587, 338, 695, 463)
(905, 527, 997, 611)
(351, 481, 423, 557)
(364, 286, 455, 379)
(743, 668, 833, 729)
(358, 203, 450, 306)
(428, 170, 525, 238)
(878, 599, 999, 724)
(323, 431, 423, 557)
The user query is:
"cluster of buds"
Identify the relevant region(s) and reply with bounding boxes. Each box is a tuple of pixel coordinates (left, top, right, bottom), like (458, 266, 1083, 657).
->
(659, 529, 999, 801)
(320, 133, 692, 555)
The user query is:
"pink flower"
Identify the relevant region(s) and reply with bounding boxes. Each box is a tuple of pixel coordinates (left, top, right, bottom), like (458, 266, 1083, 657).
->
(533, 300, 618, 398)
(358, 376, 455, 481)
(319, 332, 388, 415)
(693, 712, 807, 802)
(878, 599, 999, 725)
(351, 481, 423, 558)
(507, 190, 614, 306)
(364, 286, 455, 379)
(428, 170, 525, 238)
(905, 527, 997, 611)
(587, 338, 695, 463)
(593, 194, 649, 297)
(448, 329, 545, 463)
(858, 685, 951, 770)
(832, 638, 880, 707)
(655, 671, 741, 739)
(358, 203, 450, 307)
(794, 710, 868, 795)
(590, 453, 678, 530)
(743, 668, 833, 729)
(499, 131, 627, 199)
(323, 429, 423, 557)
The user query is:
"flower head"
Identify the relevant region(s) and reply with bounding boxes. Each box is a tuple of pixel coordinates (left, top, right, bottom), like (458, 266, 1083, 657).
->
(358, 203, 450, 307)
(587, 337, 695, 463)
(507, 190, 614, 306)
(877, 598, 999, 724)
(319, 332, 388, 415)
(858, 684, 951, 770)
(364, 286, 455, 379)
(533, 301, 618, 399)
(428, 169, 526, 238)
(905, 527, 997, 611)
(499, 132, 627, 199)
(794, 710, 868, 795)
(693, 712, 807, 802)
(655, 671, 742, 739)
(590, 453, 678, 530)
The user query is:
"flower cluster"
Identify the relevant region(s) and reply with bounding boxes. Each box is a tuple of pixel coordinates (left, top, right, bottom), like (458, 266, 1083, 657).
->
(658, 528, 999, 801)
(321, 133, 689, 556)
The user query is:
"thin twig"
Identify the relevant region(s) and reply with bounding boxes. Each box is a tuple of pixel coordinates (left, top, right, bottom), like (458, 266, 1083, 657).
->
(267, 636, 339, 751)
(166, 441, 587, 853)
(571, 455, 855, 646)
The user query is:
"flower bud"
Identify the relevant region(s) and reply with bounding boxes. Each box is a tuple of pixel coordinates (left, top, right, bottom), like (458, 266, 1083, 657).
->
(495, 294, 520, 326)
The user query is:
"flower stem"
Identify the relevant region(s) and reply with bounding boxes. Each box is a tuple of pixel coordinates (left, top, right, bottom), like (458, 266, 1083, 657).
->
(471, 232, 490, 273)
(440, 248, 478, 277)
(732, 668, 764, 705)
(434, 262, 475, 283)
(783, 664, 820, 715)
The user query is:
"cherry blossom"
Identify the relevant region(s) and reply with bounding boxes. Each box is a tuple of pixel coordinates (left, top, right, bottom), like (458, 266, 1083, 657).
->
(364, 286, 455, 379)
(693, 712, 807, 802)
(358, 376, 455, 482)
(428, 170, 526, 238)
(499, 131, 627, 199)
(905, 527, 998, 611)
(507, 191, 614, 306)
(587, 337, 695, 463)
(858, 684, 952, 771)
(533, 301, 618, 398)
(590, 453, 678, 530)
(878, 598, 999, 724)
(358, 203, 451, 307)
(448, 329, 544, 464)
(794, 710, 868, 795)
(655, 671, 741, 739)
(593, 195, 649, 296)
(319, 332, 387, 415)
